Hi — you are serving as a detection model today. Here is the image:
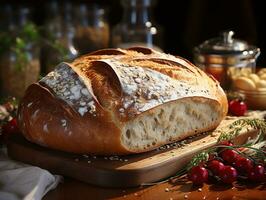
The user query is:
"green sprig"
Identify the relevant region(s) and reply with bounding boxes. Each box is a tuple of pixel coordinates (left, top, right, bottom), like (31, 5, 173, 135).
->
(218, 119, 266, 142)
(0, 22, 40, 72)
(187, 151, 210, 170)
(142, 118, 266, 186)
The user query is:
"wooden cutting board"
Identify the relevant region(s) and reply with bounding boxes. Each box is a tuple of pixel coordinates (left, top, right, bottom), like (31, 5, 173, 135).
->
(6, 112, 265, 188)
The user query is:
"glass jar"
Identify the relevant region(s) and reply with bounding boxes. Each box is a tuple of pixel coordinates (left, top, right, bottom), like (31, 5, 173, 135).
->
(0, 4, 16, 31)
(0, 7, 40, 98)
(73, 4, 109, 54)
(0, 44, 40, 98)
(59, 2, 78, 60)
(112, 0, 163, 51)
(40, 0, 62, 74)
(41, 1, 78, 74)
(193, 30, 260, 90)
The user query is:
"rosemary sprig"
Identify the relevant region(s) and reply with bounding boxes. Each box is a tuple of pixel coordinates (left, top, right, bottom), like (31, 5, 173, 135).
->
(175, 144, 265, 185)
(142, 118, 266, 186)
(218, 118, 266, 142)
(187, 151, 211, 170)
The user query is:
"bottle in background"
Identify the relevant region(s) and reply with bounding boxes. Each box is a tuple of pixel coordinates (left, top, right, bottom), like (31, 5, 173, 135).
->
(41, 0, 78, 74)
(73, 3, 110, 55)
(112, 0, 163, 51)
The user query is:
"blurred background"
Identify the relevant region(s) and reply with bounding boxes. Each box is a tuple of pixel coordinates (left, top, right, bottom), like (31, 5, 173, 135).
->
(0, 0, 266, 99)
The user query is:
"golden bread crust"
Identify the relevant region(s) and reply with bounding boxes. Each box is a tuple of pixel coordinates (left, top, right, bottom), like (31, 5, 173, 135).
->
(18, 47, 228, 155)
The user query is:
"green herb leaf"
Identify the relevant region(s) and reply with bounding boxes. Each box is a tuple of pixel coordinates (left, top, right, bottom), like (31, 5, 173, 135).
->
(21, 23, 39, 42)
(0, 22, 40, 72)
(218, 119, 266, 143)
(15, 37, 26, 49)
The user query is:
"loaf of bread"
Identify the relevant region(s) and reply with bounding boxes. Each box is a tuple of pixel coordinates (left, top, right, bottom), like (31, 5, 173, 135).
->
(18, 47, 228, 155)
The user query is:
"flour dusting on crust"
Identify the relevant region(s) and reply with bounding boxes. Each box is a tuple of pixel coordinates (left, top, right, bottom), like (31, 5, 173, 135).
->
(100, 59, 214, 117)
(40, 63, 96, 116)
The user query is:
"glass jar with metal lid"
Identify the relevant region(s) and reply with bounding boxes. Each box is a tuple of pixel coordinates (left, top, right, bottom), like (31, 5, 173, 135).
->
(193, 30, 260, 90)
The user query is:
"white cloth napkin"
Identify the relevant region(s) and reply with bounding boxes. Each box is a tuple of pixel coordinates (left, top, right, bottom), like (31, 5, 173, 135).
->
(0, 148, 62, 200)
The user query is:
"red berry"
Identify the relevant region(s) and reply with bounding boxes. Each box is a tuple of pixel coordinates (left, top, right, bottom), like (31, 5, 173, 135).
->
(208, 160, 225, 175)
(219, 166, 238, 184)
(218, 141, 234, 152)
(229, 99, 247, 116)
(219, 141, 233, 147)
(1, 118, 19, 144)
(221, 149, 239, 164)
(248, 165, 265, 182)
(2, 118, 19, 135)
(188, 166, 209, 185)
(235, 157, 254, 173)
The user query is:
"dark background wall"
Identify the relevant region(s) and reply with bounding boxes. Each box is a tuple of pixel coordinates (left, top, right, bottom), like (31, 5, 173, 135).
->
(111, 0, 266, 66)
(1, 0, 266, 66)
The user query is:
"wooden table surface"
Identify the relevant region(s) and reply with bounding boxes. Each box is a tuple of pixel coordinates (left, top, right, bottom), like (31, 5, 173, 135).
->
(7, 112, 266, 199)
(43, 177, 266, 200)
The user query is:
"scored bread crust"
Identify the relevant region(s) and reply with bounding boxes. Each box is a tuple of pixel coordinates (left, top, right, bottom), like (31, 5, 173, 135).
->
(18, 47, 228, 155)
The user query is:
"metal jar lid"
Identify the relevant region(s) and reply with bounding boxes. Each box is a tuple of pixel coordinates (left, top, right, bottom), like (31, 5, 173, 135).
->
(194, 30, 260, 67)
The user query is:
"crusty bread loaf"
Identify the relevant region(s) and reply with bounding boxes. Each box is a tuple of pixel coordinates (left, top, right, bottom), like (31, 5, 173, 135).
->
(18, 47, 228, 155)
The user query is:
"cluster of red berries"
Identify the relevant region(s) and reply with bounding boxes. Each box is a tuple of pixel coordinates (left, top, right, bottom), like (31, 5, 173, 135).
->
(0, 118, 19, 143)
(2, 118, 18, 134)
(0, 99, 19, 143)
(188, 141, 265, 185)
